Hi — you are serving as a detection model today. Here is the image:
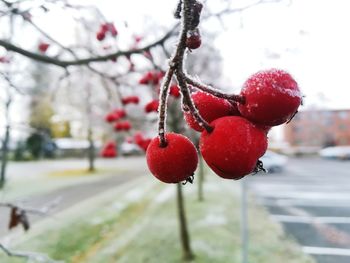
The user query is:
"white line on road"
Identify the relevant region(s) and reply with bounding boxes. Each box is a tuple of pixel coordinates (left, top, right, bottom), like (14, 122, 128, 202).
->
(255, 191, 350, 200)
(271, 215, 350, 224)
(303, 246, 350, 256)
(258, 198, 350, 208)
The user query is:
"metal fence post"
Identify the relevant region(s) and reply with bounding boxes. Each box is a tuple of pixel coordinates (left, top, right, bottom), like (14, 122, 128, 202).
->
(241, 178, 248, 263)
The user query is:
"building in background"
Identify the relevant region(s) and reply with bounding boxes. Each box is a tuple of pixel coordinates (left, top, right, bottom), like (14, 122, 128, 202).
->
(284, 109, 350, 147)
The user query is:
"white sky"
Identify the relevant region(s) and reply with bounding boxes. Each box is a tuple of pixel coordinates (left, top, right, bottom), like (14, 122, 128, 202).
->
(90, 0, 350, 110)
(7, 0, 350, 110)
(2, 0, 350, 141)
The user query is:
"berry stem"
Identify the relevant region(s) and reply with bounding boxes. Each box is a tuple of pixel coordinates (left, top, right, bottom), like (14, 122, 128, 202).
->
(157, 67, 175, 147)
(176, 72, 214, 133)
(183, 74, 246, 104)
(157, 0, 203, 146)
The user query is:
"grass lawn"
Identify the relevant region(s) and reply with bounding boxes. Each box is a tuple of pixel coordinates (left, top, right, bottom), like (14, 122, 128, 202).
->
(0, 167, 126, 201)
(1, 174, 315, 263)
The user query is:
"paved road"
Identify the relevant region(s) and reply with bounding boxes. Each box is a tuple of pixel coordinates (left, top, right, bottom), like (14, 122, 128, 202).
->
(0, 157, 147, 237)
(249, 157, 350, 263)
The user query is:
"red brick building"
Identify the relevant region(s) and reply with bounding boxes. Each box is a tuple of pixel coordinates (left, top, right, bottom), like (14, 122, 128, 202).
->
(284, 109, 350, 147)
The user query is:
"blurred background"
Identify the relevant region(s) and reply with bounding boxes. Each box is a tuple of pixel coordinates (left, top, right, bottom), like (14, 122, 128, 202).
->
(0, 0, 349, 263)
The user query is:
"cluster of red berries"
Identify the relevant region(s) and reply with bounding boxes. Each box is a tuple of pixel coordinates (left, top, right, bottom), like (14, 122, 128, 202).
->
(101, 141, 117, 158)
(114, 121, 131, 131)
(105, 108, 133, 132)
(105, 109, 127, 123)
(146, 69, 302, 183)
(96, 22, 118, 41)
(121, 96, 140, 105)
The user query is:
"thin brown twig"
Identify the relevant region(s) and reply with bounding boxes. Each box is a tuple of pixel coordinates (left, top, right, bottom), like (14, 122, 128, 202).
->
(182, 73, 245, 104)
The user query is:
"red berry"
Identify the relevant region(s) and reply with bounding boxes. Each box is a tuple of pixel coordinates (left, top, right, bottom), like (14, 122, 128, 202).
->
(184, 91, 234, 132)
(114, 121, 131, 131)
(114, 122, 123, 131)
(146, 133, 198, 183)
(134, 35, 143, 43)
(200, 116, 268, 180)
(139, 138, 151, 152)
(144, 100, 159, 113)
(105, 112, 119, 123)
(139, 72, 153, 85)
(133, 132, 152, 152)
(122, 121, 131, 131)
(38, 42, 50, 53)
(138, 71, 164, 85)
(134, 132, 144, 145)
(114, 109, 127, 119)
(105, 109, 126, 123)
(122, 96, 139, 105)
(186, 30, 201, 49)
(108, 23, 118, 37)
(100, 24, 109, 33)
(96, 31, 105, 41)
(0, 56, 10, 63)
(238, 69, 302, 126)
(101, 141, 117, 158)
(170, 85, 181, 98)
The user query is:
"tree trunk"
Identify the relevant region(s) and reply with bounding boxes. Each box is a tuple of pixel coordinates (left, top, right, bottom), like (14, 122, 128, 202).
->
(176, 183, 194, 261)
(0, 125, 10, 189)
(197, 153, 204, 201)
(87, 127, 95, 172)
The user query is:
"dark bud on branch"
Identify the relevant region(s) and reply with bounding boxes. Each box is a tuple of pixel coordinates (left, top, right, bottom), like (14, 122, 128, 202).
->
(188, 0, 203, 30)
(174, 0, 183, 19)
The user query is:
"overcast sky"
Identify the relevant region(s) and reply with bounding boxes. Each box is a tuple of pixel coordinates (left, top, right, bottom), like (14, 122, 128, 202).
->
(90, 0, 350, 110)
(2, 0, 350, 141)
(10, 0, 350, 111)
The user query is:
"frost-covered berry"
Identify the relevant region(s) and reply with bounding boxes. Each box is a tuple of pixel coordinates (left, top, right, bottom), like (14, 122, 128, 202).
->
(238, 69, 302, 126)
(200, 116, 268, 180)
(184, 91, 236, 132)
(146, 133, 198, 183)
(186, 30, 201, 49)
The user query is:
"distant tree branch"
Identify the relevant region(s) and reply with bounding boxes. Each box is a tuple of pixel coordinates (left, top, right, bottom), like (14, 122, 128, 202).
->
(0, 25, 178, 68)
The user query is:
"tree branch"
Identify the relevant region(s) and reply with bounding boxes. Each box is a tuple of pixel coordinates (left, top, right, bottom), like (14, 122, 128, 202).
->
(0, 24, 178, 68)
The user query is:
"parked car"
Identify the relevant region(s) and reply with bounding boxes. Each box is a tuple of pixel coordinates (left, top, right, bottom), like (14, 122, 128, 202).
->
(119, 142, 143, 156)
(260, 151, 288, 173)
(319, 146, 350, 160)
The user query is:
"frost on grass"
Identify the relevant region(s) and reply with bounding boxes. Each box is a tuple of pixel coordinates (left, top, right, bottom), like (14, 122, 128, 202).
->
(154, 186, 174, 204)
(195, 213, 228, 227)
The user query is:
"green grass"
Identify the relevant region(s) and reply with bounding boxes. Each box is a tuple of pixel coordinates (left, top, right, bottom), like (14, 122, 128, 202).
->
(47, 168, 131, 177)
(1, 175, 315, 263)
